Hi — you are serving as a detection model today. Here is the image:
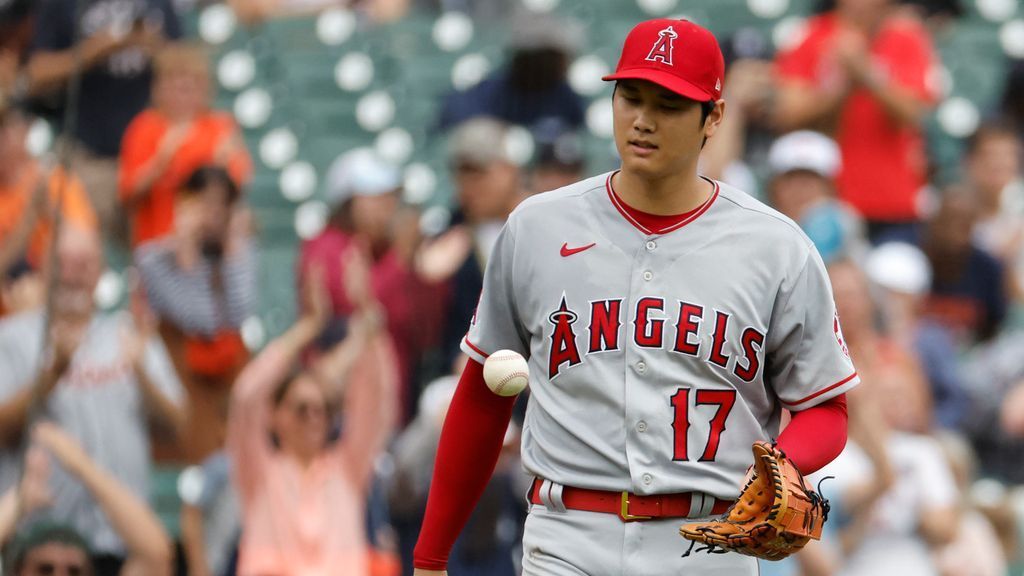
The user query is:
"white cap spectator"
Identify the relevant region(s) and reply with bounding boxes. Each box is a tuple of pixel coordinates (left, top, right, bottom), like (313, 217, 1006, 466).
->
(865, 241, 933, 296)
(767, 130, 842, 178)
(324, 147, 401, 207)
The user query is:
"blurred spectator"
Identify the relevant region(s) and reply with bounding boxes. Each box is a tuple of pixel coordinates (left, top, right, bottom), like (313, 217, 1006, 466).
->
(823, 260, 959, 574)
(390, 372, 524, 576)
(527, 130, 585, 196)
(416, 118, 524, 366)
(178, 451, 240, 576)
(227, 268, 398, 575)
(1, 263, 44, 317)
(135, 165, 255, 462)
(0, 96, 96, 290)
(765, 130, 868, 263)
(920, 189, 1007, 345)
(831, 259, 934, 433)
(934, 431, 1008, 576)
(299, 147, 442, 421)
(821, 387, 958, 576)
(28, 0, 181, 238)
(774, 0, 939, 240)
(1001, 60, 1024, 138)
(963, 122, 1024, 303)
(120, 42, 251, 248)
(228, 0, 410, 24)
(700, 28, 776, 194)
(959, 328, 1024, 483)
(0, 227, 184, 571)
(864, 242, 968, 429)
(0, 0, 32, 96)
(1, 423, 173, 576)
(438, 12, 585, 136)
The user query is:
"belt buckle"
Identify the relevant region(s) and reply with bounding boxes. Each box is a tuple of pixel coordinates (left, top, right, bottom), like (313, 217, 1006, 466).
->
(619, 491, 652, 522)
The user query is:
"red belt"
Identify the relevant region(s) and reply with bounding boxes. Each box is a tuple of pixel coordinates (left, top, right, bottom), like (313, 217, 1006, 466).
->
(529, 478, 732, 522)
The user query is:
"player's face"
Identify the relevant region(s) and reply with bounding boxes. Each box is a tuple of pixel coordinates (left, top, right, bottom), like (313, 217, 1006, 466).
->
(612, 80, 723, 180)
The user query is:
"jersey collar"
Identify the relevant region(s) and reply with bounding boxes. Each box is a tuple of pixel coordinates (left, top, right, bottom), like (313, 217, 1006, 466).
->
(605, 171, 720, 236)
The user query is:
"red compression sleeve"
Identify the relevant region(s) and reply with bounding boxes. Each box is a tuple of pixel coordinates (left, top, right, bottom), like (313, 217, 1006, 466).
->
(413, 359, 517, 570)
(775, 394, 847, 475)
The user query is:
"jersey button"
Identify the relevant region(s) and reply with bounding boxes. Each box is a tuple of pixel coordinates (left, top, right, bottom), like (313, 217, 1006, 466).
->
(643, 270, 653, 281)
(642, 473, 653, 485)
(646, 240, 657, 251)
(637, 421, 647, 432)
(636, 361, 647, 373)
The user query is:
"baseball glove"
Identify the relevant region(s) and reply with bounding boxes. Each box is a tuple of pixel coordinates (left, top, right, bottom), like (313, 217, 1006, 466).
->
(678, 441, 830, 561)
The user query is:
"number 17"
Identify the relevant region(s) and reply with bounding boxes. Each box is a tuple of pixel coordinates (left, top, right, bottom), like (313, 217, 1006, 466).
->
(670, 388, 736, 462)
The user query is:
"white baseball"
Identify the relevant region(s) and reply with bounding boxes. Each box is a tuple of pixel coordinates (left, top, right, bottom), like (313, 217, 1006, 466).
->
(483, 350, 530, 397)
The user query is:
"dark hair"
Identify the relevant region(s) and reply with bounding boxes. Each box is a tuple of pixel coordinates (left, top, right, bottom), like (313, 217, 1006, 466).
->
(179, 165, 241, 205)
(272, 365, 308, 407)
(4, 522, 93, 575)
(699, 100, 715, 126)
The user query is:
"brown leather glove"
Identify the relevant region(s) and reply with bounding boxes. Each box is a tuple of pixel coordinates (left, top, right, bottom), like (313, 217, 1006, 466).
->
(679, 441, 830, 561)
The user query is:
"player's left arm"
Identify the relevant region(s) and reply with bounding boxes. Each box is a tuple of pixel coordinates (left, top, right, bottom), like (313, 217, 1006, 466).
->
(776, 393, 848, 475)
(767, 247, 859, 474)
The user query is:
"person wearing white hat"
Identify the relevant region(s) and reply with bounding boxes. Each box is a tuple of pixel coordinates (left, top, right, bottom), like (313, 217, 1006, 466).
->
(767, 131, 867, 263)
(298, 147, 441, 421)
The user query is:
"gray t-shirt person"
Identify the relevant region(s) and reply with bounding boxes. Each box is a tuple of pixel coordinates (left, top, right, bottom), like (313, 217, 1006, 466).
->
(0, 309, 183, 555)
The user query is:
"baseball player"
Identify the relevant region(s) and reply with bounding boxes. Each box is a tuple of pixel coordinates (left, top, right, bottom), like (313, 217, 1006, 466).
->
(414, 19, 858, 576)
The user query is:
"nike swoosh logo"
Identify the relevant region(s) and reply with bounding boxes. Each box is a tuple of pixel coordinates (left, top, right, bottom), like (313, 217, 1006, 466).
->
(560, 242, 597, 257)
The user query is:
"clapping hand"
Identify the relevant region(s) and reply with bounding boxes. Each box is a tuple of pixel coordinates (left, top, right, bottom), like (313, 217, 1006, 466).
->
(18, 444, 53, 516)
(121, 273, 156, 371)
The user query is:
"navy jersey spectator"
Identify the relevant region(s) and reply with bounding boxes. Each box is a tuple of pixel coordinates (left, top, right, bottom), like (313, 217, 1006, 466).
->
(438, 13, 584, 135)
(27, 0, 181, 236)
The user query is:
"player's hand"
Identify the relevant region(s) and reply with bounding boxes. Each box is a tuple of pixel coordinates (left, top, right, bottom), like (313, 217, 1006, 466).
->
(412, 570, 447, 576)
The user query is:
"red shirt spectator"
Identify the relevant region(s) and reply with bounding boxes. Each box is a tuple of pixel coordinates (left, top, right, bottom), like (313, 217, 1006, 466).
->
(775, 8, 939, 224)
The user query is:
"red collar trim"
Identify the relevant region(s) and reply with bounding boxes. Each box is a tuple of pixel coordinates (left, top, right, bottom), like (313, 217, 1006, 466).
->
(605, 171, 720, 236)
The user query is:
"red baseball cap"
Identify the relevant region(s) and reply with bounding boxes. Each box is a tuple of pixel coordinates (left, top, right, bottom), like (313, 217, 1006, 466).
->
(603, 19, 725, 102)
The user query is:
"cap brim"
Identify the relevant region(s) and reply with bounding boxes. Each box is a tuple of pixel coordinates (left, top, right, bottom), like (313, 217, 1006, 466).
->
(602, 68, 714, 101)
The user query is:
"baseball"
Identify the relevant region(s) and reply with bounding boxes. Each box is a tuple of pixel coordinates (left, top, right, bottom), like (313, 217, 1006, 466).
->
(483, 350, 530, 397)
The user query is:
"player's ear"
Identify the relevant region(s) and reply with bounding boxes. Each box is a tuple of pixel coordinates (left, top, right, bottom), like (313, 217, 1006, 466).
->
(702, 99, 726, 140)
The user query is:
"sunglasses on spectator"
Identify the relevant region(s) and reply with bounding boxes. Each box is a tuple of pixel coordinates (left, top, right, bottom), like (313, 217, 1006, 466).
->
(24, 561, 88, 576)
(288, 400, 326, 420)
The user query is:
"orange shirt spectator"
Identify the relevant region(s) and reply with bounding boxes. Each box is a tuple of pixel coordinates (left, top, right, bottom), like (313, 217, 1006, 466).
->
(119, 42, 250, 247)
(775, 6, 939, 225)
(0, 165, 96, 270)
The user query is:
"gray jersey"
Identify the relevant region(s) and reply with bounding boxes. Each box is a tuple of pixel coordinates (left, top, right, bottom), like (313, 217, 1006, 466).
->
(0, 310, 184, 554)
(462, 172, 858, 500)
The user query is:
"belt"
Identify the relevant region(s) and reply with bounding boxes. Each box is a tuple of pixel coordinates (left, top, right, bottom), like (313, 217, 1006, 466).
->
(529, 478, 732, 522)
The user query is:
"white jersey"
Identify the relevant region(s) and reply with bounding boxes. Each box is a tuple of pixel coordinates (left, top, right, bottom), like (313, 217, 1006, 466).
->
(462, 172, 859, 501)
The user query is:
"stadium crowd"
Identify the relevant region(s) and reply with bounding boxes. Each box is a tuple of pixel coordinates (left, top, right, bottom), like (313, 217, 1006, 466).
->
(0, 0, 1023, 574)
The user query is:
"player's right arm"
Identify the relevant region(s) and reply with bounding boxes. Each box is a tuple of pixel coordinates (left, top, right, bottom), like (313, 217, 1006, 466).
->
(412, 358, 517, 571)
(414, 216, 527, 572)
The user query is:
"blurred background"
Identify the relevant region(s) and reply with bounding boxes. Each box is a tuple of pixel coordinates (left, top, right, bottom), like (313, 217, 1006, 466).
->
(0, 0, 1023, 574)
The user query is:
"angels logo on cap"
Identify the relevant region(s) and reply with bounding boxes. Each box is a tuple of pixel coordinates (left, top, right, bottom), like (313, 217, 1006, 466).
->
(646, 25, 678, 65)
(603, 18, 725, 102)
